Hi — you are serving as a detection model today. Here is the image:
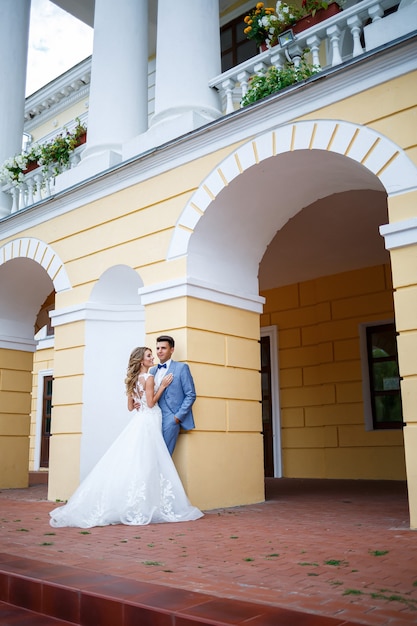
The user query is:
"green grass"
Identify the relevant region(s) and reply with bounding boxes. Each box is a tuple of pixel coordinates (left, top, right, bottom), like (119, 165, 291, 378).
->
(142, 560, 163, 566)
(369, 549, 389, 557)
(243, 557, 254, 562)
(298, 562, 319, 567)
(343, 589, 364, 596)
(343, 588, 417, 609)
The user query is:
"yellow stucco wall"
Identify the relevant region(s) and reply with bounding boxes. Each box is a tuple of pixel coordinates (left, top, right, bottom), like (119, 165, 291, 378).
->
(0, 348, 32, 487)
(47, 320, 85, 500)
(261, 264, 406, 480)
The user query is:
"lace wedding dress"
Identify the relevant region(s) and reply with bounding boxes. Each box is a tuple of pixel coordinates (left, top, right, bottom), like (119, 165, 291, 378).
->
(49, 373, 203, 528)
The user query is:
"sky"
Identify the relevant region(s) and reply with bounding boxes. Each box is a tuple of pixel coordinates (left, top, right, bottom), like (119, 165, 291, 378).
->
(26, 0, 94, 96)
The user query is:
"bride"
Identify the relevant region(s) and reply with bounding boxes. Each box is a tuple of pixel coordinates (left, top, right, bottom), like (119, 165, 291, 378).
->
(49, 346, 203, 528)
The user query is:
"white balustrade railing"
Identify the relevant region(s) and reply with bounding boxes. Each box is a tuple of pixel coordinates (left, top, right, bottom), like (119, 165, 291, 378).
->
(209, 0, 403, 114)
(2, 143, 84, 214)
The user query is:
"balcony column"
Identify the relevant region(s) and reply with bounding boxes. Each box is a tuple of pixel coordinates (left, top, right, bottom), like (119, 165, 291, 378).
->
(76, 0, 148, 177)
(149, 0, 222, 145)
(0, 0, 30, 217)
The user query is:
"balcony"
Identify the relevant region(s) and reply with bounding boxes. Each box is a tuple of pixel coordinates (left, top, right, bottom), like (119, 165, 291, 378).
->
(1, 0, 415, 214)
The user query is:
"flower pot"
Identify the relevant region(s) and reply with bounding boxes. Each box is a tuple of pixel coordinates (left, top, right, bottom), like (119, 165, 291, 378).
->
(76, 131, 87, 146)
(23, 161, 40, 174)
(293, 2, 341, 34)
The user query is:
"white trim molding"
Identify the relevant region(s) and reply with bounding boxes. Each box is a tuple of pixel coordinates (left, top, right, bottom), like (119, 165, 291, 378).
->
(138, 277, 265, 313)
(0, 335, 37, 352)
(380, 218, 417, 250)
(0, 237, 71, 292)
(50, 302, 145, 327)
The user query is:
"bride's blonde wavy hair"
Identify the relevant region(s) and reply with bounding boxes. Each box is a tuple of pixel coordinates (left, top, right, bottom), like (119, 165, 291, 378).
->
(124, 346, 150, 396)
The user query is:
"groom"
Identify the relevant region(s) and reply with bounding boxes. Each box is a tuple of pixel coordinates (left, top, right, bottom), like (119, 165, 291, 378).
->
(151, 335, 196, 455)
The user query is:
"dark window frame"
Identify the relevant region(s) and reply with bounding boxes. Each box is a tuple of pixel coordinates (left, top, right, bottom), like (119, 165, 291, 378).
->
(364, 322, 404, 430)
(220, 12, 257, 73)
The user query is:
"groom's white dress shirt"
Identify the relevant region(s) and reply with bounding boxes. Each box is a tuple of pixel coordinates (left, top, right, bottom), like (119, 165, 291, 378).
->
(155, 359, 171, 388)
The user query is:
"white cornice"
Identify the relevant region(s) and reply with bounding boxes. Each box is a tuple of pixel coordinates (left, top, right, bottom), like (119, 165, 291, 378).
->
(1, 36, 416, 240)
(0, 335, 37, 352)
(24, 57, 91, 127)
(50, 302, 144, 326)
(138, 277, 265, 313)
(380, 218, 417, 250)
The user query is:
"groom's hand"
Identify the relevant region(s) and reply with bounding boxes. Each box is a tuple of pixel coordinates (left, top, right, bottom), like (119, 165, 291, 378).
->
(174, 417, 180, 424)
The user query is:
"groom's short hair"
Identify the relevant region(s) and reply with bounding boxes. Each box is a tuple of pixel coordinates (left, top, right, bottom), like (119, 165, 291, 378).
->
(157, 335, 175, 348)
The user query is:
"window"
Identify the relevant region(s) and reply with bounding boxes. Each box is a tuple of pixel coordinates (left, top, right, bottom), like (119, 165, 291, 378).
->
(363, 323, 403, 430)
(220, 13, 257, 72)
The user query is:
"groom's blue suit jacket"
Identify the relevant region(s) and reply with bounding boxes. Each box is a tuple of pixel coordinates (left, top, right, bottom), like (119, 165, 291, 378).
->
(150, 360, 196, 431)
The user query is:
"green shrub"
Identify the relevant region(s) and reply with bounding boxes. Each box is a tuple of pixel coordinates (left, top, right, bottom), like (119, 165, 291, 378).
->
(241, 59, 320, 106)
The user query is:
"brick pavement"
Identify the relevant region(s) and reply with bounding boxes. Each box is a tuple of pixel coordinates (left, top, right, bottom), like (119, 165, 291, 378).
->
(0, 478, 416, 625)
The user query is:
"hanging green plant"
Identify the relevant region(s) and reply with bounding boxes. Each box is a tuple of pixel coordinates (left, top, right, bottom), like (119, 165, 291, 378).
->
(241, 58, 320, 106)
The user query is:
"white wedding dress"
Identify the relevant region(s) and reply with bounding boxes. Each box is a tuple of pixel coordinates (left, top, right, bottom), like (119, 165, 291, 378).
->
(49, 373, 203, 528)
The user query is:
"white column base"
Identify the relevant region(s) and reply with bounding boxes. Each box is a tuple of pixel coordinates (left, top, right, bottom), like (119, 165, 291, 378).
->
(124, 110, 219, 159)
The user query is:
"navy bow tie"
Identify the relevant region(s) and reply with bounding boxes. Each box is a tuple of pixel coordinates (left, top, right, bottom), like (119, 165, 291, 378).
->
(157, 363, 167, 369)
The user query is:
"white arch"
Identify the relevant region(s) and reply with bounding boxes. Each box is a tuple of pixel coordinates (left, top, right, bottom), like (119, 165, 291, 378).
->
(168, 119, 417, 260)
(0, 237, 71, 292)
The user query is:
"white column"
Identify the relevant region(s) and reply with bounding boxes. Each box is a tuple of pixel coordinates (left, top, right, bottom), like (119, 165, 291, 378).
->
(72, 0, 148, 179)
(0, 0, 31, 217)
(150, 0, 222, 141)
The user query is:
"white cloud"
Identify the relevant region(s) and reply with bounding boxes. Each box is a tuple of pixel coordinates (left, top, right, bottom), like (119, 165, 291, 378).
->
(26, 0, 93, 96)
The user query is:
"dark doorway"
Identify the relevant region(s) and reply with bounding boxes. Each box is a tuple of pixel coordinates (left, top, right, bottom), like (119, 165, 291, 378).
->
(40, 375, 52, 468)
(261, 335, 274, 477)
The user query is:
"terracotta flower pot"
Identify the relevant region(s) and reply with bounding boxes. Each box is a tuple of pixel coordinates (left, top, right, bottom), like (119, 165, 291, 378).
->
(76, 132, 87, 146)
(23, 161, 40, 174)
(293, 2, 342, 34)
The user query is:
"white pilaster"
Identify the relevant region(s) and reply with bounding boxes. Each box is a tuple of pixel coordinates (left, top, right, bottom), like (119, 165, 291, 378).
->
(56, 0, 149, 189)
(0, 0, 30, 216)
(129, 0, 222, 154)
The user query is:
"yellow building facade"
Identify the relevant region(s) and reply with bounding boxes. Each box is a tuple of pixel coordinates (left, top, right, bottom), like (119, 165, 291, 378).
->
(1, 1, 417, 527)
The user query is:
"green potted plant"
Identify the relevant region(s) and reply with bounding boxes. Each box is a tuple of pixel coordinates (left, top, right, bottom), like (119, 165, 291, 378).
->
(241, 56, 320, 106)
(39, 118, 87, 176)
(0, 119, 87, 187)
